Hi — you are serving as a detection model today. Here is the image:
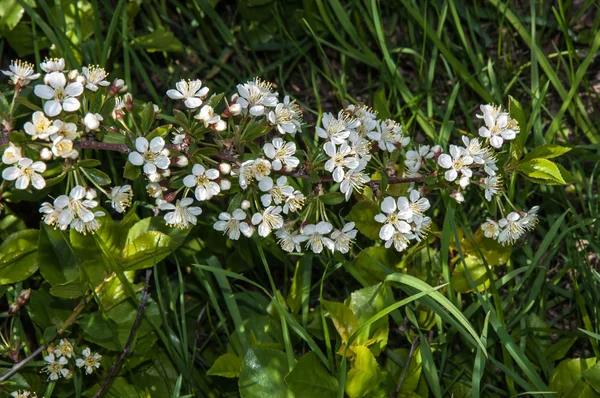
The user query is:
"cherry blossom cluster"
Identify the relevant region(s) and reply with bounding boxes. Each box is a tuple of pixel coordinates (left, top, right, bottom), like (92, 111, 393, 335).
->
(0, 57, 540, 257)
(42, 339, 102, 380)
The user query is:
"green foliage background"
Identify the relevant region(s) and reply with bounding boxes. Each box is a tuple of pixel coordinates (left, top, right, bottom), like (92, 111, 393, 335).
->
(1, 0, 600, 397)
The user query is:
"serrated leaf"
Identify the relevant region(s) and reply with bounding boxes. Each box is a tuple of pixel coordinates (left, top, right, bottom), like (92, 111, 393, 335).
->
(285, 352, 338, 398)
(523, 144, 571, 162)
(83, 168, 112, 186)
(516, 158, 568, 185)
(206, 353, 242, 378)
(344, 345, 384, 398)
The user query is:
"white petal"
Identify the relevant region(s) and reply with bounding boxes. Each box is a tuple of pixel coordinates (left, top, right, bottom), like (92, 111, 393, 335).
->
(379, 224, 394, 240)
(263, 143, 276, 159)
(183, 174, 197, 187)
(135, 137, 149, 153)
(128, 151, 144, 166)
(34, 84, 55, 100)
(167, 89, 184, 99)
(445, 169, 458, 182)
(2, 166, 20, 180)
(61, 97, 80, 112)
(381, 197, 396, 213)
(149, 137, 165, 152)
(65, 82, 83, 97)
(44, 101, 62, 117)
(30, 173, 46, 189)
(437, 154, 452, 169)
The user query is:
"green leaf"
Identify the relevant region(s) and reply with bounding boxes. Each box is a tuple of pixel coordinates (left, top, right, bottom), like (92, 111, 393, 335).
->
(450, 255, 490, 293)
(0, 229, 39, 285)
(77, 159, 102, 168)
(49, 279, 85, 299)
(523, 144, 572, 162)
(545, 338, 577, 362)
(344, 345, 384, 398)
(147, 125, 172, 141)
(516, 158, 569, 185)
(286, 260, 303, 314)
(583, 363, 600, 393)
(239, 346, 289, 398)
(353, 246, 398, 285)
(83, 168, 112, 186)
(549, 358, 598, 397)
(141, 102, 156, 132)
(206, 353, 242, 378)
(123, 161, 141, 180)
(135, 28, 184, 52)
(285, 352, 338, 398)
(346, 201, 380, 240)
(0, 0, 24, 37)
(319, 192, 344, 205)
(322, 299, 360, 342)
(373, 87, 390, 120)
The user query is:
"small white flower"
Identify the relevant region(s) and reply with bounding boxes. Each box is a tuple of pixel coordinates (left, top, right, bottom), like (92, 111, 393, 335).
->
(437, 145, 473, 182)
(42, 353, 69, 380)
(11, 390, 36, 398)
(477, 104, 519, 149)
(40, 58, 65, 73)
(237, 159, 254, 190)
(374, 196, 413, 240)
(214, 209, 252, 240)
(160, 198, 202, 228)
(167, 79, 209, 109)
(195, 105, 221, 127)
(275, 229, 303, 253)
(183, 164, 220, 201)
(2, 158, 46, 190)
(348, 132, 372, 161)
(50, 119, 78, 141)
(24, 111, 58, 140)
(39, 201, 61, 227)
(461, 136, 488, 164)
(220, 179, 231, 190)
(70, 210, 104, 235)
(481, 151, 498, 176)
(258, 176, 294, 207)
(241, 200, 251, 210)
(368, 119, 409, 152)
(172, 133, 186, 145)
(331, 222, 357, 253)
(450, 191, 465, 203)
(263, 138, 299, 171)
(236, 78, 279, 116)
(498, 212, 525, 245)
(51, 136, 78, 159)
(109, 185, 133, 213)
(405, 145, 434, 164)
(2, 60, 40, 85)
(75, 348, 102, 375)
(40, 147, 53, 160)
(410, 214, 431, 242)
(282, 190, 305, 214)
(520, 206, 539, 232)
(323, 141, 358, 183)
(54, 186, 98, 230)
(84, 113, 103, 130)
(316, 111, 360, 145)
(147, 182, 166, 199)
(2, 144, 22, 164)
(81, 66, 110, 91)
(403, 160, 422, 178)
(384, 230, 412, 252)
(268, 95, 302, 135)
(408, 189, 430, 215)
(128, 137, 170, 175)
(297, 222, 334, 254)
(252, 158, 272, 181)
(251, 206, 284, 237)
(481, 176, 501, 202)
(346, 104, 377, 136)
(481, 219, 500, 239)
(34, 72, 83, 117)
(54, 339, 74, 358)
(340, 160, 370, 201)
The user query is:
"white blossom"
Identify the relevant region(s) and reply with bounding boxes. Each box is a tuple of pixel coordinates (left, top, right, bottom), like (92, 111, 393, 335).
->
(195, 105, 221, 127)
(331, 222, 357, 253)
(42, 353, 69, 380)
(84, 113, 103, 130)
(108, 185, 133, 213)
(481, 219, 500, 239)
(374, 196, 413, 240)
(213, 209, 251, 240)
(2, 60, 40, 85)
(236, 78, 279, 116)
(520, 206, 539, 232)
(263, 138, 299, 171)
(297, 222, 334, 254)
(167, 79, 209, 109)
(40, 58, 65, 73)
(75, 348, 102, 375)
(268, 95, 302, 135)
(34, 72, 83, 117)
(70, 211, 103, 235)
(2, 144, 22, 164)
(346, 104, 377, 136)
(54, 339, 74, 358)
(11, 390, 36, 398)
(384, 230, 412, 252)
(481, 176, 501, 202)
(283, 191, 305, 214)
(368, 119, 409, 152)
(2, 158, 46, 190)
(128, 137, 170, 175)
(258, 176, 294, 207)
(183, 164, 220, 201)
(437, 145, 473, 182)
(340, 160, 370, 201)
(477, 104, 519, 149)
(53, 186, 98, 230)
(147, 182, 166, 199)
(81, 66, 110, 91)
(316, 111, 360, 145)
(24, 111, 58, 140)
(408, 189, 430, 215)
(275, 229, 303, 253)
(160, 198, 202, 228)
(324, 141, 358, 183)
(461, 136, 488, 164)
(251, 206, 284, 237)
(348, 132, 372, 162)
(497, 212, 525, 245)
(51, 136, 78, 159)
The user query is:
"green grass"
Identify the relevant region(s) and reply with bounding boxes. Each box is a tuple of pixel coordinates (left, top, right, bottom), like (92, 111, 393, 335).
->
(1, 0, 600, 396)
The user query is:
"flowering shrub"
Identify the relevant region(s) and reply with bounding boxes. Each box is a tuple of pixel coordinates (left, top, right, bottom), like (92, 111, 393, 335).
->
(0, 58, 574, 396)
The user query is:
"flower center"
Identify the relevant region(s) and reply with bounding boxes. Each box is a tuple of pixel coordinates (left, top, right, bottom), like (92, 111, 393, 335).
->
(196, 174, 208, 186)
(54, 86, 66, 102)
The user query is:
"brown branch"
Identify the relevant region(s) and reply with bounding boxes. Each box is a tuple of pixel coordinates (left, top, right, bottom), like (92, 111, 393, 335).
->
(275, 168, 428, 186)
(393, 336, 420, 397)
(93, 269, 153, 398)
(76, 140, 130, 153)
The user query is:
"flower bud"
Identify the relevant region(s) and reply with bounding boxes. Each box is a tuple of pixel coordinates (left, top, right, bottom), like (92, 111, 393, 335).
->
(161, 168, 171, 178)
(64, 369, 74, 379)
(450, 191, 464, 203)
(153, 104, 161, 114)
(241, 200, 251, 210)
(84, 113, 103, 130)
(173, 155, 188, 167)
(228, 103, 242, 116)
(8, 302, 19, 315)
(67, 69, 79, 81)
(86, 188, 97, 200)
(214, 119, 227, 132)
(164, 191, 177, 203)
(219, 179, 231, 191)
(109, 78, 127, 96)
(18, 288, 31, 302)
(218, 162, 232, 175)
(147, 172, 161, 183)
(40, 147, 53, 160)
(172, 134, 186, 145)
(124, 93, 134, 111)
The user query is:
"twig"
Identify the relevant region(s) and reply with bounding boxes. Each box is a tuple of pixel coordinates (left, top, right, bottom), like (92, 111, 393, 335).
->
(93, 269, 153, 398)
(76, 140, 130, 153)
(0, 345, 46, 381)
(393, 336, 420, 397)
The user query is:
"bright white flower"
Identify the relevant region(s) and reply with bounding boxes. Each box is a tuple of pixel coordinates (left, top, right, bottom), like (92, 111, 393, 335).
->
(259, 176, 294, 207)
(348, 132, 372, 161)
(55, 186, 98, 230)
(2, 158, 46, 190)
(477, 104, 519, 149)
(481, 176, 501, 202)
(450, 191, 465, 203)
(340, 160, 370, 201)
(316, 111, 360, 145)
(128, 137, 170, 175)
(252, 206, 284, 237)
(403, 160, 422, 178)
(268, 95, 302, 135)
(40, 147, 53, 160)
(384, 230, 412, 252)
(214, 209, 252, 240)
(34, 72, 83, 117)
(405, 145, 434, 164)
(160, 198, 202, 228)
(331, 222, 357, 253)
(461, 136, 488, 164)
(346, 104, 377, 136)
(70, 210, 103, 235)
(39, 201, 62, 227)
(520, 206, 539, 232)
(374, 196, 413, 240)
(297, 222, 334, 254)
(481, 151, 498, 176)
(324, 141, 358, 183)
(84, 113, 103, 130)
(42, 353, 69, 380)
(408, 189, 430, 215)
(54, 339, 74, 358)
(51, 136, 78, 159)
(40, 58, 65, 73)
(167, 79, 209, 109)
(481, 219, 500, 239)
(263, 138, 299, 171)
(236, 78, 279, 116)
(282, 190, 305, 214)
(498, 212, 525, 245)
(147, 182, 166, 199)
(368, 119, 409, 152)
(410, 214, 431, 242)
(11, 390, 36, 398)
(195, 105, 221, 127)
(50, 119, 78, 141)
(437, 145, 473, 182)
(214, 119, 227, 131)
(183, 164, 220, 201)
(81, 66, 110, 91)
(275, 229, 303, 253)
(2, 144, 22, 164)
(24, 111, 58, 140)
(2, 60, 40, 85)
(252, 158, 272, 181)
(109, 185, 133, 213)
(75, 348, 102, 375)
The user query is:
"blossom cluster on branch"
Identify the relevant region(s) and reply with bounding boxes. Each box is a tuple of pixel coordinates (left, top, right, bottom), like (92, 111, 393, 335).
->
(0, 58, 539, 256)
